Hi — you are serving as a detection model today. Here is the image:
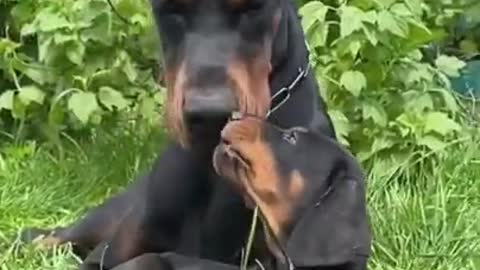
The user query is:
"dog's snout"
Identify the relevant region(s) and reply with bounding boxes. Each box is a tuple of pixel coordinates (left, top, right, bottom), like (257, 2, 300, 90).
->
(182, 58, 238, 118)
(220, 136, 231, 147)
(220, 118, 262, 147)
(184, 87, 237, 118)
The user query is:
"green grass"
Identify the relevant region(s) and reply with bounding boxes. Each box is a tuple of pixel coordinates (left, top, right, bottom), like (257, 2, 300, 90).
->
(0, 129, 479, 270)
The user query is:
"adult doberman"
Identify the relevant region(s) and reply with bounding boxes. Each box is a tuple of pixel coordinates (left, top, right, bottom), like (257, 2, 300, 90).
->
(84, 114, 371, 270)
(22, 0, 337, 269)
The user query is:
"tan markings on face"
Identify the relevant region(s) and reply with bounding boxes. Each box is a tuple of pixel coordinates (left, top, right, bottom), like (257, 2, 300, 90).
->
(272, 8, 282, 36)
(165, 62, 189, 147)
(221, 119, 305, 243)
(288, 170, 305, 202)
(227, 50, 272, 118)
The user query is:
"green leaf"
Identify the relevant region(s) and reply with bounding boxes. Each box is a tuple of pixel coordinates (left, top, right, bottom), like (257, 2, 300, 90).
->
(308, 24, 329, 48)
(340, 6, 366, 38)
(405, 64, 432, 85)
(435, 55, 466, 77)
(418, 135, 447, 152)
(349, 41, 362, 58)
(374, 0, 397, 9)
(362, 101, 388, 127)
(424, 112, 461, 136)
(0, 39, 20, 53)
(362, 10, 377, 24)
(359, 136, 396, 161)
(12, 94, 27, 119)
(38, 36, 54, 63)
(122, 59, 138, 83)
(411, 94, 433, 112)
(154, 91, 166, 105)
(115, 52, 138, 83)
(390, 3, 413, 17)
(20, 23, 36, 36)
(48, 105, 66, 126)
(371, 136, 395, 153)
(66, 41, 86, 65)
(36, 10, 72, 32)
(73, 0, 109, 25)
(396, 112, 421, 136)
(21, 66, 50, 85)
(18, 86, 45, 106)
(377, 10, 408, 38)
(68, 92, 99, 124)
(299, 1, 328, 32)
(99, 87, 129, 111)
(405, 0, 423, 17)
(131, 14, 149, 27)
(437, 89, 459, 113)
(362, 25, 378, 46)
(54, 33, 76, 44)
(0, 90, 15, 111)
(408, 49, 423, 61)
(403, 91, 433, 112)
(459, 39, 479, 57)
(328, 109, 351, 146)
(80, 13, 113, 45)
(11, 1, 35, 24)
(90, 113, 103, 126)
(340, 70, 367, 96)
(139, 95, 160, 122)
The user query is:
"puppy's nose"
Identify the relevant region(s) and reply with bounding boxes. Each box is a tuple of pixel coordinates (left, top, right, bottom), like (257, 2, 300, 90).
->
(221, 118, 261, 144)
(183, 87, 237, 118)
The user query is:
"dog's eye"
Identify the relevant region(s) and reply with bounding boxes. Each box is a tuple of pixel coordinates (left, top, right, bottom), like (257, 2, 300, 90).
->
(282, 131, 298, 145)
(281, 127, 307, 145)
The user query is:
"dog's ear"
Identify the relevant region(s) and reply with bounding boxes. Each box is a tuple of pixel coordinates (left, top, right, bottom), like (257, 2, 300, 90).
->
(285, 175, 371, 267)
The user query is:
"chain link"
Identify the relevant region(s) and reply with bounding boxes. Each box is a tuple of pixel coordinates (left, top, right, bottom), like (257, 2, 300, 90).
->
(267, 63, 311, 118)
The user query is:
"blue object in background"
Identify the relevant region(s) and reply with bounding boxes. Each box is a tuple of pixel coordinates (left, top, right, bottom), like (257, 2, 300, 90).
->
(450, 60, 480, 99)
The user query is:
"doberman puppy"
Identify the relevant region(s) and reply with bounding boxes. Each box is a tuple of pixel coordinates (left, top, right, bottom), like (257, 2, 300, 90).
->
(22, 0, 337, 269)
(89, 114, 371, 270)
(213, 114, 371, 269)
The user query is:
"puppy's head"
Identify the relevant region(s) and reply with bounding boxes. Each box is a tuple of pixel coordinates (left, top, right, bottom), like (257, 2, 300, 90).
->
(213, 113, 371, 267)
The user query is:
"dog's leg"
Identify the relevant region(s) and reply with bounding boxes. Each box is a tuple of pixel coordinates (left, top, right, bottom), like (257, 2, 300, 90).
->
(21, 177, 146, 258)
(77, 143, 208, 269)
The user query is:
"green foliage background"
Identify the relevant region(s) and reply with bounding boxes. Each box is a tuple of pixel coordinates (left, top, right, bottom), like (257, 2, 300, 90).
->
(1, 0, 479, 175)
(0, 0, 164, 144)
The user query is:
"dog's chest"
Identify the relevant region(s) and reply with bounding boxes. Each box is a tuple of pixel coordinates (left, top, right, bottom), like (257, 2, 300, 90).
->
(175, 176, 253, 263)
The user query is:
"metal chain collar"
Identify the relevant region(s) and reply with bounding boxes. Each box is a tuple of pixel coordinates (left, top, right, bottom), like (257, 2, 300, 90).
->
(266, 63, 311, 118)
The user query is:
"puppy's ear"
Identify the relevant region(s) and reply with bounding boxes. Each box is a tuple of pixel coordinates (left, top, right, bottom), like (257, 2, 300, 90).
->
(285, 176, 371, 267)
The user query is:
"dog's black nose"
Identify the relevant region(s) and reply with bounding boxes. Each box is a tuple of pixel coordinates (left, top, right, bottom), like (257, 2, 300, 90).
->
(184, 88, 237, 118)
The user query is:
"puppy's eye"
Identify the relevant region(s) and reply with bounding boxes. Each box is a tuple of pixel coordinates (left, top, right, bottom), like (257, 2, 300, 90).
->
(282, 131, 298, 145)
(281, 127, 307, 145)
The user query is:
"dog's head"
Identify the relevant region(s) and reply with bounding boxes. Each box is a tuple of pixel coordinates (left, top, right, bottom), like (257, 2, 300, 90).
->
(150, 0, 285, 146)
(213, 114, 371, 267)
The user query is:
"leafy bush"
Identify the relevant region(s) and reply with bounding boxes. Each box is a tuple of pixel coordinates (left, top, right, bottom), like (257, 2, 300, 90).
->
(0, 0, 164, 143)
(298, 0, 478, 177)
(1, 0, 478, 176)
